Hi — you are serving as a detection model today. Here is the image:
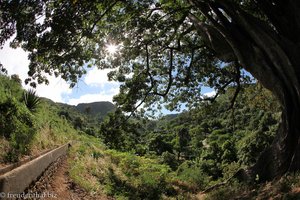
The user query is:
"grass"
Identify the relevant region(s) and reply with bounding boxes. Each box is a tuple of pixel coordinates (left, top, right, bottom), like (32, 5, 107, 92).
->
(0, 137, 10, 165)
(204, 173, 300, 200)
(68, 135, 107, 196)
(28, 99, 83, 155)
(0, 75, 180, 199)
(67, 136, 179, 199)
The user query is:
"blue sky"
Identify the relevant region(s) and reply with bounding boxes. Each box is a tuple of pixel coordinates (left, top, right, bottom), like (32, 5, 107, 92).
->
(0, 41, 215, 115)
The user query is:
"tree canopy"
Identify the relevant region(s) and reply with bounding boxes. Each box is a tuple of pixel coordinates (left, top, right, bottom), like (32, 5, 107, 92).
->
(0, 0, 252, 112)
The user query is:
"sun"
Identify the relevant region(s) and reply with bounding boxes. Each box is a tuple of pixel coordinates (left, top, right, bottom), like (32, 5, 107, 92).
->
(106, 43, 118, 55)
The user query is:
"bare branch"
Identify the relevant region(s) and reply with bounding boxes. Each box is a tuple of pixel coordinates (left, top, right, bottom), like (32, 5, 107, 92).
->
(121, 45, 155, 122)
(228, 62, 241, 110)
(146, 7, 162, 19)
(149, 48, 174, 97)
(202, 78, 234, 102)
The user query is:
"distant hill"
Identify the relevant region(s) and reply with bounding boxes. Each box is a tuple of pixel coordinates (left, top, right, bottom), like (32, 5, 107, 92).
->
(47, 99, 115, 118)
(161, 113, 179, 120)
(75, 101, 115, 117)
(43, 99, 116, 128)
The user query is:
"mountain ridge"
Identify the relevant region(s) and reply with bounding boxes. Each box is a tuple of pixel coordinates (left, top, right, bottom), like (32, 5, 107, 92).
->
(75, 101, 115, 116)
(42, 97, 115, 116)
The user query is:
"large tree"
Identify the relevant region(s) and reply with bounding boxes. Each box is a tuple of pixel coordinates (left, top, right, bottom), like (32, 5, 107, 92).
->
(1, 0, 300, 181)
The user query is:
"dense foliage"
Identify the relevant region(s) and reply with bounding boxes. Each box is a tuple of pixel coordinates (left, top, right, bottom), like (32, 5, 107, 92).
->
(98, 84, 280, 188)
(0, 0, 273, 114)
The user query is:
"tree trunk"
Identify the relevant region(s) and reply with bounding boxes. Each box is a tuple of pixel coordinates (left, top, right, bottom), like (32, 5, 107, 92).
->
(245, 82, 300, 181)
(189, 0, 300, 181)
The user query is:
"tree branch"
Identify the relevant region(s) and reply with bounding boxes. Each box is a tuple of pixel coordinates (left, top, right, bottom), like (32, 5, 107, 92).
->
(203, 78, 234, 102)
(89, 0, 121, 33)
(184, 48, 195, 85)
(149, 49, 174, 97)
(188, 12, 236, 63)
(121, 45, 155, 122)
(228, 62, 241, 110)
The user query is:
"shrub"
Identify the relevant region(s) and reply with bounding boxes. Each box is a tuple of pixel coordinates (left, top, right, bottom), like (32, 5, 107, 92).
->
(160, 151, 178, 170)
(0, 97, 36, 161)
(135, 144, 147, 155)
(222, 162, 241, 180)
(237, 130, 274, 166)
(176, 161, 210, 190)
(104, 150, 172, 199)
(205, 186, 237, 200)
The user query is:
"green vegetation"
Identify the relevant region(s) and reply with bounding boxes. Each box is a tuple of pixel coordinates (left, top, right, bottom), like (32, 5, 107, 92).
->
(65, 83, 283, 199)
(1, 73, 300, 199)
(0, 75, 36, 161)
(0, 74, 80, 161)
(54, 101, 115, 137)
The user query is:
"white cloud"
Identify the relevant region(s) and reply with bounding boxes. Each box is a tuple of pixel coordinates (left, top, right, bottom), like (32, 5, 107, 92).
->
(84, 68, 116, 87)
(67, 87, 119, 105)
(203, 90, 216, 97)
(33, 75, 72, 103)
(66, 67, 121, 105)
(0, 41, 29, 82)
(0, 41, 72, 103)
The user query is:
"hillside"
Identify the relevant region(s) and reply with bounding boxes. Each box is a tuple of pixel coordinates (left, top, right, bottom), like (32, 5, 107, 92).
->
(0, 74, 83, 163)
(41, 99, 116, 137)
